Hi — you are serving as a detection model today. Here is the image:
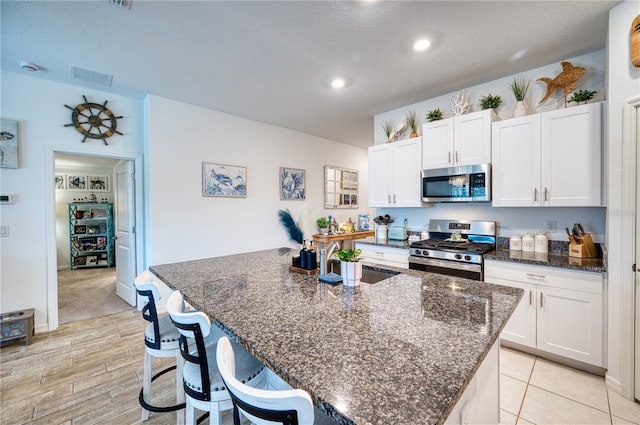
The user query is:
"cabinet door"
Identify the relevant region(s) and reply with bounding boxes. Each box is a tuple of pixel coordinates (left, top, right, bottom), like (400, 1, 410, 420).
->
(542, 102, 602, 206)
(392, 138, 422, 207)
(455, 109, 495, 166)
(537, 286, 604, 367)
(491, 115, 541, 206)
(368, 144, 393, 207)
(485, 276, 537, 348)
(422, 118, 454, 169)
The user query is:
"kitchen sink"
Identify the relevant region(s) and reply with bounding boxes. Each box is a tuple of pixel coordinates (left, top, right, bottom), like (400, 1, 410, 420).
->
(328, 261, 399, 284)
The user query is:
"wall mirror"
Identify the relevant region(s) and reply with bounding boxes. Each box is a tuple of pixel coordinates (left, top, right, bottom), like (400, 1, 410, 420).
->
(324, 165, 358, 208)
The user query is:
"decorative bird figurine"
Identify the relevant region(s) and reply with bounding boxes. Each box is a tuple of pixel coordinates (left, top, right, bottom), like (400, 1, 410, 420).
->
(537, 61, 585, 106)
(389, 119, 408, 143)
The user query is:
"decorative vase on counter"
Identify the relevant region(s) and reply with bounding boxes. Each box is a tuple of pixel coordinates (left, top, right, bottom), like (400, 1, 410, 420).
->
(341, 261, 362, 287)
(513, 100, 529, 118)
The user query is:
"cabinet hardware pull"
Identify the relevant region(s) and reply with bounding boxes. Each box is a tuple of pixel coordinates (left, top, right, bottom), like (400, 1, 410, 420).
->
(540, 292, 544, 308)
(388, 194, 391, 204)
(544, 187, 549, 202)
(534, 188, 539, 202)
(455, 150, 459, 164)
(393, 194, 397, 203)
(529, 290, 533, 306)
(375, 252, 384, 256)
(448, 152, 452, 164)
(526, 273, 546, 279)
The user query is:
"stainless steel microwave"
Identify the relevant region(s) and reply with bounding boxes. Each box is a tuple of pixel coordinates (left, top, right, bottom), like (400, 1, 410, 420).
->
(421, 163, 491, 203)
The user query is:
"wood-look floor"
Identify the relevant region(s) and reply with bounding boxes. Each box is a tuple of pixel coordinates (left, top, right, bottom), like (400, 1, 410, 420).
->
(0, 310, 215, 425)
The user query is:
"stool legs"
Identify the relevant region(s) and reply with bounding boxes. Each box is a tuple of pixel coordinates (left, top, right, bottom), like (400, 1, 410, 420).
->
(141, 349, 153, 420)
(176, 353, 185, 425)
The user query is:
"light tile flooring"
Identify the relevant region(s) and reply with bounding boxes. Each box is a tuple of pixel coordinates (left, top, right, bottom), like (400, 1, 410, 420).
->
(500, 347, 640, 425)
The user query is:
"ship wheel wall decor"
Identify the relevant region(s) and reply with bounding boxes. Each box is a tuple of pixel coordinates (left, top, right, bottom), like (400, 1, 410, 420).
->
(64, 95, 123, 145)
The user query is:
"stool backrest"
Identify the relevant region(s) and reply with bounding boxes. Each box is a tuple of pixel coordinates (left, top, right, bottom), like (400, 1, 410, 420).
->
(217, 336, 315, 425)
(134, 271, 162, 350)
(166, 290, 213, 401)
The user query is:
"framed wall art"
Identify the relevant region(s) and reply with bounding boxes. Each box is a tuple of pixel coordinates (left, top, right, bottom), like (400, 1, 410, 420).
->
(55, 174, 66, 190)
(202, 162, 247, 198)
(88, 175, 109, 192)
(280, 167, 305, 200)
(67, 175, 87, 190)
(0, 119, 18, 169)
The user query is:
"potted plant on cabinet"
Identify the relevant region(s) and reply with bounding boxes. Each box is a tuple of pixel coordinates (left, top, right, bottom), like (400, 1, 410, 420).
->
(381, 120, 394, 143)
(510, 75, 530, 117)
(426, 108, 444, 122)
(337, 249, 362, 287)
(567, 89, 597, 105)
(406, 110, 419, 138)
(479, 94, 502, 111)
(316, 217, 330, 235)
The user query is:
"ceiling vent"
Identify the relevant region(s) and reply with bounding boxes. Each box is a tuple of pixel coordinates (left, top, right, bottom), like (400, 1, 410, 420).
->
(69, 65, 114, 87)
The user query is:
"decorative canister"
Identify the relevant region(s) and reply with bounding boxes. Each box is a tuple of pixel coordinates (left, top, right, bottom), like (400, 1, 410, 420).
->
(509, 235, 522, 251)
(522, 234, 535, 252)
(375, 224, 388, 241)
(535, 232, 549, 254)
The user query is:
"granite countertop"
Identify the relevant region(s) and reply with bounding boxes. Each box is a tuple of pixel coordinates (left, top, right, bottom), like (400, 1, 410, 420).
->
(150, 248, 522, 425)
(486, 238, 607, 273)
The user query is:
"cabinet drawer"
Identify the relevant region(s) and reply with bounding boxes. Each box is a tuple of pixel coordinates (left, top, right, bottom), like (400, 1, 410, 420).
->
(356, 244, 409, 269)
(484, 260, 602, 294)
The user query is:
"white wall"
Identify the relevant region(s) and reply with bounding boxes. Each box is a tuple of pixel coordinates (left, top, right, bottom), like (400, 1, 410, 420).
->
(604, 0, 640, 398)
(145, 95, 372, 266)
(0, 71, 144, 331)
(54, 165, 115, 268)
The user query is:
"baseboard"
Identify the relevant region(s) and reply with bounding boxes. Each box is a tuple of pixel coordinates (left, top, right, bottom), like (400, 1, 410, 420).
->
(57, 265, 69, 271)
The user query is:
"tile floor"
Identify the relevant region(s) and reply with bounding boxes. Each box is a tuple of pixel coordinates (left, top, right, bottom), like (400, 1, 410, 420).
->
(499, 347, 640, 425)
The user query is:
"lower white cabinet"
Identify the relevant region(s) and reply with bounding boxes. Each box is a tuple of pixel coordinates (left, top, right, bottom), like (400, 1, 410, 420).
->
(484, 260, 604, 367)
(355, 243, 409, 269)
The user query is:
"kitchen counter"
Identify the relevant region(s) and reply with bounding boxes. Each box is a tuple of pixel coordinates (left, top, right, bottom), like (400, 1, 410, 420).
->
(150, 248, 522, 425)
(355, 236, 410, 249)
(485, 248, 607, 273)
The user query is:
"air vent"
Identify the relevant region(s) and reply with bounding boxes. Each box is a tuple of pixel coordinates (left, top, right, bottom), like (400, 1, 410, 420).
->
(69, 65, 113, 87)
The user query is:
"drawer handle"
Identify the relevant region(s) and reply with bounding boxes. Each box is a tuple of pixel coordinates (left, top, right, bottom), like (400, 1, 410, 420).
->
(375, 252, 385, 256)
(526, 273, 546, 279)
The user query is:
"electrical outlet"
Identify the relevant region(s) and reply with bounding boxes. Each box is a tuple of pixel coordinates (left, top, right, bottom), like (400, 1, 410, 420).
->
(546, 220, 557, 232)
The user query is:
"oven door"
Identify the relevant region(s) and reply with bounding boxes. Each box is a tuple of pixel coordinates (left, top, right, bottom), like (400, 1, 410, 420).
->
(409, 256, 483, 281)
(421, 164, 491, 203)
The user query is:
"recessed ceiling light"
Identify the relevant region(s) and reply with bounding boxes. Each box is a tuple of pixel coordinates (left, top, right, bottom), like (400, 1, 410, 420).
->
(331, 78, 346, 89)
(413, 39, 431, 52)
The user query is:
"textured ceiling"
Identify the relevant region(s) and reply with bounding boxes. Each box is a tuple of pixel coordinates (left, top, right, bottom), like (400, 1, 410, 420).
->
(1, 0, 618, 148)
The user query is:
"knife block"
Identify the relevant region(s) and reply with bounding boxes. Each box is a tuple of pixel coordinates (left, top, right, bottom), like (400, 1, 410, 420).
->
(568, 233, 598, 258)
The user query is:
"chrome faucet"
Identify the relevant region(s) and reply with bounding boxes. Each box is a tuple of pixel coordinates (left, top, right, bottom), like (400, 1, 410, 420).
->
(320, 241, 341, 275)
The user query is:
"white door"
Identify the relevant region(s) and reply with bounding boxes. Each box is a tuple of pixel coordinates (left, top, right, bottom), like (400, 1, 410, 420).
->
(368, 144, 393, 207)
(392, 138, 422, 207)
(422, 118, 454, 169)
(114, 160, 136, 306)
(500, 281, 537, 348)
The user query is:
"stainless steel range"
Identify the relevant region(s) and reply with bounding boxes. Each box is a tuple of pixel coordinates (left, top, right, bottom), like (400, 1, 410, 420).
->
(409, 219, 496, 281)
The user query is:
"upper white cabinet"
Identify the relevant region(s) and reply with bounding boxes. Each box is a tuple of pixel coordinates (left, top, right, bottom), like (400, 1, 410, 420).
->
(422, 109, 497, 170)
(368, 137, 422, 208)
(492, 102, 602, 207)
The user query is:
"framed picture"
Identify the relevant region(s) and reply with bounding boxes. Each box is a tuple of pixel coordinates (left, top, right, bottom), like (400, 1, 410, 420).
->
(96, 237, 107, 249)
(86, 256, 98, 265)
(73, 225, 87, 235)
(88, 175, 109, 192)
(202, 162, 247, 198)
(91, 208, 107, 218)
(73, 256, 87, 266)
(280, 167, 305, 200)
(67, 175, 87, 190)
(55, 174, 66, 190)
(0, 119, 18, 169)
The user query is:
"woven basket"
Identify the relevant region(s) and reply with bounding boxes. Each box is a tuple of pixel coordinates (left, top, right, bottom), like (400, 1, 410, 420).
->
(632, 15, 640, 68)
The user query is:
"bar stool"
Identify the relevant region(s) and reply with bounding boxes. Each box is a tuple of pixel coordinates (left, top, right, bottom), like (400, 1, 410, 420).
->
(134, 271, 185, 423)
(166, 290, 267, 425)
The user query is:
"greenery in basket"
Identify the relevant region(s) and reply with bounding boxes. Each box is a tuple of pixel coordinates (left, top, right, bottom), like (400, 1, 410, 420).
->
(479, 94, 502, 110)
(426, 108, 444, 122)
(336, 249, 362, 262)
(510, 76, 530, 102)
(316, 217, 330, 229)
(567, 90, 597, 104)
(406, 110, 419, 135)
(380, 120, 395, 141)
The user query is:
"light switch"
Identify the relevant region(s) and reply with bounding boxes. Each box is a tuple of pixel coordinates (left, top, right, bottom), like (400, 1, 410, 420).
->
(0, 225, 9, 237)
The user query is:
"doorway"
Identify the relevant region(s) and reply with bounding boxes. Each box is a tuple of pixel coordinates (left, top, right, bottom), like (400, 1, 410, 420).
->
(45, 148, 143, 330)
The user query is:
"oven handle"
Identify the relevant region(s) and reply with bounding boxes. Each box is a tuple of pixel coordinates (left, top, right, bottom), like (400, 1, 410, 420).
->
(408, 256, 482, 273)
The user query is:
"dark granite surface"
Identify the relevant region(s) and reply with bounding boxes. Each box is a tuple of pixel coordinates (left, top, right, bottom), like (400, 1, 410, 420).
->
(488, 238, 607, 273)
(150, 248, 523, 425)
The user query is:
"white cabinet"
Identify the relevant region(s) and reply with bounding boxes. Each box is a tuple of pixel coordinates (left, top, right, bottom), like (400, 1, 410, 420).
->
(492, 102, 602, 207)
(422, 109, 496, 170)
(368, 137, 422, 207)
(355, 243, 409, 269)
(484, 260, 604, 367)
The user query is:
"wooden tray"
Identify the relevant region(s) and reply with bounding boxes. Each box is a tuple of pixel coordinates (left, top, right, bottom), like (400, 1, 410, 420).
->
(289, 265, 319, 275)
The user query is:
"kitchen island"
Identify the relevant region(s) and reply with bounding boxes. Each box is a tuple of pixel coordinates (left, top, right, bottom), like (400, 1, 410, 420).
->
(150, 248, 522, 425)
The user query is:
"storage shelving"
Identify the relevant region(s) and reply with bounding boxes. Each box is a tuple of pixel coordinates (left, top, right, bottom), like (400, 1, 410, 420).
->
(68, 202, 115, 269)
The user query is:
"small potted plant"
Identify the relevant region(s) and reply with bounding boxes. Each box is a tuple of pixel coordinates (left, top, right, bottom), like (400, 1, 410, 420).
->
(406, 110, 419, 138)
(510, 75, 530, 117)
(316, 217, 330, 235)
(426, 108, 443, 122)
(337, 249, 362, 287)
(381, 120, 394, 143)
(567, 89, 597, 105)
(479, 94, 502, 110)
